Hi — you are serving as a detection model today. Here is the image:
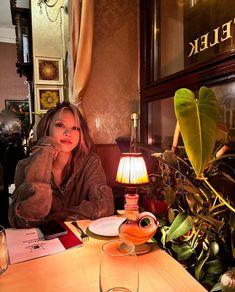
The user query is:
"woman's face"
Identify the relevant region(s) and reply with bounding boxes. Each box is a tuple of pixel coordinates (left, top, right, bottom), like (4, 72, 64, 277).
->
(49, 109, 80, 153)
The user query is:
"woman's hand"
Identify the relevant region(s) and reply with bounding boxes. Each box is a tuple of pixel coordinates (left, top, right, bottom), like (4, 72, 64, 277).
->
(25, 136, 61, 183)
(36, 136, 62, 160)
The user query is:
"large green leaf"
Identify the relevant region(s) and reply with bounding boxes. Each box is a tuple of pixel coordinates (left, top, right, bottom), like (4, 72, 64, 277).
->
(210, 282, 222, 292)
(166, 212, 193, 242)
(172, 243, 196, 260)
(195, 248, 210, 281)
(164, 185, 176, 207)
(206, 259, 224, 275)
(185, 193, 204, 213)
(174, 86, 219, 177)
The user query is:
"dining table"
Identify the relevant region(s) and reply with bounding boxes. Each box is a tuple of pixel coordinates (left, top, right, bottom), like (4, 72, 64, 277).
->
(0, 217, 207, 292)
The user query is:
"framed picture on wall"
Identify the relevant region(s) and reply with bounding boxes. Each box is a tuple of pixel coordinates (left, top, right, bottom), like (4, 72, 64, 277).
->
(35, 56, 63, 85)
(35, 85, 63, 113)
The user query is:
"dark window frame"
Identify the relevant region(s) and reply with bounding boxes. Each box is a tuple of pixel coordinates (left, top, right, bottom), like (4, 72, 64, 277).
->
(139, 0, 235, 144)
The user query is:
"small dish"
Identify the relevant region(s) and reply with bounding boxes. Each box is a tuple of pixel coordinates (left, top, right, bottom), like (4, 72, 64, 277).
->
(88, 216, 126, 237)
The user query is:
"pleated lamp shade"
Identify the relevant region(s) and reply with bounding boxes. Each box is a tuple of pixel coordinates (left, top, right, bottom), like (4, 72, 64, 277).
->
(116, 153, 149, 185)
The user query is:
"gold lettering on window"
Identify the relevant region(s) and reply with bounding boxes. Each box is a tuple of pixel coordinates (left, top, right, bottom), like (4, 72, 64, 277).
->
(221, 20, 232, 42)
(188, 19, 235, 57)
(200, 33, 209, 51)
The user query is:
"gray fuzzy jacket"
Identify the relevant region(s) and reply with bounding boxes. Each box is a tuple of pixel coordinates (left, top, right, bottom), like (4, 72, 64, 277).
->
(8, 144, 114, 228)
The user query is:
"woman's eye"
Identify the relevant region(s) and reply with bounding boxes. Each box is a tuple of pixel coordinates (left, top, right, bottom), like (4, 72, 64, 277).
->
(55, 122, 64, 128)
(72, 126, 80, 131)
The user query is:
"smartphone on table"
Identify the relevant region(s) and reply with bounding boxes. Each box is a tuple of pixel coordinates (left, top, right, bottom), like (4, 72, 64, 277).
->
(39, 221, 68, 240)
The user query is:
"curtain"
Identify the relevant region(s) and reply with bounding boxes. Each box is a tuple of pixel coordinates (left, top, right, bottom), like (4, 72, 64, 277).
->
(69, 0, 94, 115)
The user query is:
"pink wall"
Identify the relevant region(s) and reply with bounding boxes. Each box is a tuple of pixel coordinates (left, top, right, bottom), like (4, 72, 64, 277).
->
(84, 0, 139, 144)
(0, 42, 28, 111)
(0, 0, 139, 146)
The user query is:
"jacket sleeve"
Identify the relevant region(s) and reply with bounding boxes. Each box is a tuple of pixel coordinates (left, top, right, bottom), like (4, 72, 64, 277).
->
(8, 145, 55, 228)
(64, 155, 115, 221)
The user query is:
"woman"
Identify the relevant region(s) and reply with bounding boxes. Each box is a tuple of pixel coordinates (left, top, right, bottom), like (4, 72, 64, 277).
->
(8, 101, 114, 228)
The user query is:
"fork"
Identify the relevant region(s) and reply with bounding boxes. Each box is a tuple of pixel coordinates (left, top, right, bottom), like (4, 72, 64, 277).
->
(71, 221, 89, 242)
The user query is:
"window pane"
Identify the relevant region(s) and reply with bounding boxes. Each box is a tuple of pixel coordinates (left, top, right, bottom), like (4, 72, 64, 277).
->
(158, 0, 235, 79)
(148, 97, 176, 149)
(147, 83, 235, 149)
(160, 0, 184, 78)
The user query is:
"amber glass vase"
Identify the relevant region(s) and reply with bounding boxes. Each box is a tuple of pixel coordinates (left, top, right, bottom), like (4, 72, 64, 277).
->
(118, 194, 159, 254)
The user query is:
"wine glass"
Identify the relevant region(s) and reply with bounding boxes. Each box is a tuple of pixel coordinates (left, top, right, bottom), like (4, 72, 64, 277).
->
(99, 239, 138, 292)
(0, 225, 8, 276)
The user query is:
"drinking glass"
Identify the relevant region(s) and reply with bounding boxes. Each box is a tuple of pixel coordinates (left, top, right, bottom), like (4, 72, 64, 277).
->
(0, 225, 8, 276)
(221, 268, 235, 291)
(99, 239, 138, 292)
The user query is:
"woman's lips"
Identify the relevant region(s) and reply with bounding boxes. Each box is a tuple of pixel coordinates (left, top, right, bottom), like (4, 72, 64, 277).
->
(60, 140, 72, 144)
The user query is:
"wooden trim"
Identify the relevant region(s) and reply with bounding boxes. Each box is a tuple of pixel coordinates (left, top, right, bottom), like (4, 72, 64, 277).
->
(142, 51, 235, 101)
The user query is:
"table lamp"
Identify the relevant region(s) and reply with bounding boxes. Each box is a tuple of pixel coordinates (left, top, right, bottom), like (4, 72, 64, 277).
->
(116, 152, 159, 254)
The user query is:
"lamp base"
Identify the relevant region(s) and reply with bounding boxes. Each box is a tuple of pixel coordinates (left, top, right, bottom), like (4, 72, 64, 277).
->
(119, 242, 153, 255)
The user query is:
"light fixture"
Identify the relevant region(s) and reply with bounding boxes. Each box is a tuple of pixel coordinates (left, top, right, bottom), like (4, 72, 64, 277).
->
(37, 0, 65, 39)
(116, 153, 159, 254)
(116, 153, 149, 185)
(38, 0, 64, 20)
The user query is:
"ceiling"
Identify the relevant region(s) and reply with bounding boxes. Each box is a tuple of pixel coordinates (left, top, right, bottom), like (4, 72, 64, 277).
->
(0, 0, 15, 43)
(0, 0, 29, 43)
(0, 0, 13, 29)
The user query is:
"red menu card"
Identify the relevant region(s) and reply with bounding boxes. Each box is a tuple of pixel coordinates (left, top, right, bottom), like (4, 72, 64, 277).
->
(59, 222, 83, 249)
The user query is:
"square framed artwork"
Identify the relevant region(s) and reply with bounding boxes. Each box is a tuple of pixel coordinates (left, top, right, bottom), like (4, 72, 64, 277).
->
(35, 56, 63, 85)
(35, 85, 63, 113)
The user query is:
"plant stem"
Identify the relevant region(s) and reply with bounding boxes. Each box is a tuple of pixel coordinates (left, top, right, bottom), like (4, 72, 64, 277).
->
(204, 179, 235, 213)
(209, 153, 235, 164)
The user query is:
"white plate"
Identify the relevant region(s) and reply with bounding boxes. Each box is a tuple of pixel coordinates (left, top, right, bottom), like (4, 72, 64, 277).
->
(88, 216, 126, 236)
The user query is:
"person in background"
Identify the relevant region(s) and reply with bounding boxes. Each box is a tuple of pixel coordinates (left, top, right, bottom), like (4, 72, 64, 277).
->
(4, 121, 26, 186)
(0, 117, 26, 228)
(9, 101, 114, 228)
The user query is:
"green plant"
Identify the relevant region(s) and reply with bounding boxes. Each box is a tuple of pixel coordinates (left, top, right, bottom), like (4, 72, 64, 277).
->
(139, 87, 235, 291)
